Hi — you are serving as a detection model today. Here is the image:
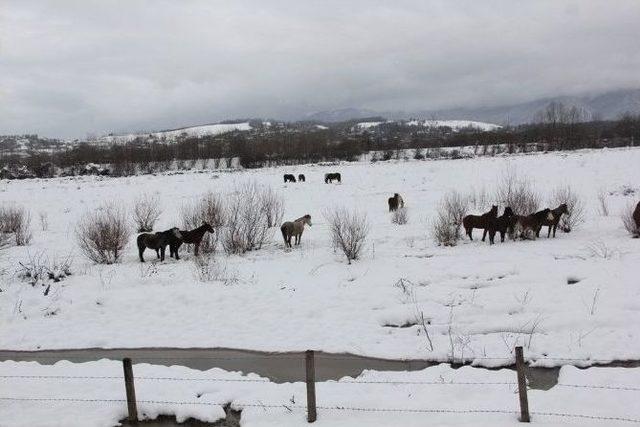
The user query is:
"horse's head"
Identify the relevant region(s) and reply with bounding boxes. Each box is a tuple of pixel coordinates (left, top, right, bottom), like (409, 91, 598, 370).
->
(171, 227, 182, 239)
(202, 222, 214, 233)
(490, 205, 498, 215)
(503, 207, 514, 217)
(304, 214, 312, 226)
(559, 203, 568, 214)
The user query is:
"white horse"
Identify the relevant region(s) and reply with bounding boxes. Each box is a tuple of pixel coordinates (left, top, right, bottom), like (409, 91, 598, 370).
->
(280, 215, 312, 248)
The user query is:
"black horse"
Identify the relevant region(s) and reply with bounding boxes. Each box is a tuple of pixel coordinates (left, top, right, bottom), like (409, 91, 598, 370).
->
(488, 207, 515, 244)
(537, 203, 568, 237)
(298, 174, 306, 182)
(463, 205, 498, 241)
(324, 172, 341, 183)
(284, 174, 296, 183)
(137, 227, 182, 262)
(170, 222, 214, 259)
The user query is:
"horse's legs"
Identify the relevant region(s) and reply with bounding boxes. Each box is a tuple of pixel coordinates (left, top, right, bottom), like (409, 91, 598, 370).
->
(482, 228, 487, 242)
(155, 248, 160, 259)
(194, 243, 199, 256)
(466, 227, 473, 240)
(160, 246, 165, 261)
(139, 246, 145, 263)
(552, 224, 557, 238)
(488, 229, 495, 245)
(500, 230, 505, 242)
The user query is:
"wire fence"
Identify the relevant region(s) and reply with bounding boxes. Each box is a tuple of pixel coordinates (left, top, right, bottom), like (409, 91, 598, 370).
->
(1, 347, 640, 424)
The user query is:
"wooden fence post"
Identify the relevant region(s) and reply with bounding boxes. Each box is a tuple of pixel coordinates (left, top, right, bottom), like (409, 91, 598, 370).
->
(515, 346, 530, 422)
(122, 358, 139, 424)
(305, 350, 317, 423)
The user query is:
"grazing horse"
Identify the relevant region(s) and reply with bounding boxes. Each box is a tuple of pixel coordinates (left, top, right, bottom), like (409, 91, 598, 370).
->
(324, 172, 341, 183)
(633, 201, 640, 232)
(537, 203, 568, 238)
(463, 205, 498, 241)
(284, 174, 296, 183)
(280, 214, 312, 248)
(388, 193, 405, 212)
(488, 207, 515, 244)
(170, 222, 214, 259)
(298, 174, 306, 182)
(514, 209, 554, 240)
(137, 227, 182, 262)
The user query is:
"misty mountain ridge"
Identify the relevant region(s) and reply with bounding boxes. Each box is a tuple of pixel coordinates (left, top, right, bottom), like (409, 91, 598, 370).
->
(304, 88, 640, 125)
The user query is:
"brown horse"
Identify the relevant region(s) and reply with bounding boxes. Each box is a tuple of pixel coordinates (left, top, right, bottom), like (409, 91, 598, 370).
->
(137, 227, 182, 262)
(298, 174, 306, 182)
(514, 209, 554, 240)
(537, 203, 568, 238)
(463, 205, 498, 241)
(388, 193, 405, 212)
(280, 215, 312, 248)
(324, 173, 341, 183)
(633, 201, 640, 232)
(170, 222, 214, 259)
(488, 207, 515, 244)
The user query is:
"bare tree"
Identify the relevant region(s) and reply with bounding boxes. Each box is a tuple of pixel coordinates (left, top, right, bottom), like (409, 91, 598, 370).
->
(495, 169, 540, 215)
(133, 193, 162, 232)
(391, 207, 408, 225)
(324, 207, 369, 264)
(431, 192, 467, 246)
(76, 205, 129, 264)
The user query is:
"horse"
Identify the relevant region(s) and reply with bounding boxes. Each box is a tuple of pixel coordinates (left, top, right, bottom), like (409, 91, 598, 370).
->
(284, 174, 296, 183)
(280, 215, 312, 248)
(513, 209, 554, 240)
(388, 193, 405, 212)
(463, 205, 498, 241)
(324, 172, 341, 183)
(298, 174, 306, 182)
(537, 203, 568, 238)
(170, 222, 214, 259)
(633, 201, 640, 232)
(137, 227, 182, 262)
(488, 207, 515, 244)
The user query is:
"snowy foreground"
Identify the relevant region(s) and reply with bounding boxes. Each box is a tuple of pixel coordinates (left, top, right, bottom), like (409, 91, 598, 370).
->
(1, 360, 639, 426)
(1, 148, 640, 364)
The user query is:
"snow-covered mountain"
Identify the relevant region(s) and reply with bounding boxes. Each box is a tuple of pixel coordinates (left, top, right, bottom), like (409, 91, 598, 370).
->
(97, 122, 252, 144)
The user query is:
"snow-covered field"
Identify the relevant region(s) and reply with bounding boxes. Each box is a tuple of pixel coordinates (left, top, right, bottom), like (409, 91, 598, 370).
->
(2, 360, 639, 426)
(1, 148, 639, 365)
(357, 119, 501, 131)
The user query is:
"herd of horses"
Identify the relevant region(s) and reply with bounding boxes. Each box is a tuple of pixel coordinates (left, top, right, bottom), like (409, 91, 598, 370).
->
(284, 173, 342, 184)
(463, 204, 569, 244)
(137, 223, 214, 262)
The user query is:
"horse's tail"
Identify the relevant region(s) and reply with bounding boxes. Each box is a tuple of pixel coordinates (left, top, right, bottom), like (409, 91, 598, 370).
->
(280, 224, 288, 243)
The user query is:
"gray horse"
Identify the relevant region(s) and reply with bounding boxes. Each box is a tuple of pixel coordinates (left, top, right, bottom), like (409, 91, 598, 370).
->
(280, 214, 312, 248)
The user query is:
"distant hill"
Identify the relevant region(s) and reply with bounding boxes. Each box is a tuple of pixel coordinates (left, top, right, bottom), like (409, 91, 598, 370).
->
(304, 88, 640, 125)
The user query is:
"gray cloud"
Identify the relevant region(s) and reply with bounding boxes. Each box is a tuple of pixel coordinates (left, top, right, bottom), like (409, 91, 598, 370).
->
(1, 0, 639, 138)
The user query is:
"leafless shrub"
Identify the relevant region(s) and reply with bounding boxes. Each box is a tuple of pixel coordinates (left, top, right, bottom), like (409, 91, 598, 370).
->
(221, 182, 276, 254)
(38, 211, 48, 231)
(259, 186, 284, 228)
(0, 206, 33, 246)
(324, 207, 369, 264)
(431, 191, 467, 246)
(133, 193, 162, 232)
(585, 240, 616, 259)
(597, 190, 609, 216)
(181, 192, 225, 254)
(192, 254, 238, 285)
(391, 207, 408, 225)
(76, 205, 129, 264)
(550, 185, 585, 232)
(495, 169, 540, 215)
(621, 202, 640, 237)
(17, 251, 73, 288)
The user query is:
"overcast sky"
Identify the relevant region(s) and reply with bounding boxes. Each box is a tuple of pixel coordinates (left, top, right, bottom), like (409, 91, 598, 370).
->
(1, 1, 639, 138)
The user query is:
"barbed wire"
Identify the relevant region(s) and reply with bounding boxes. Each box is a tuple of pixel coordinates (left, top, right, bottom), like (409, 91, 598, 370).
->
(530, 411, 640, 423)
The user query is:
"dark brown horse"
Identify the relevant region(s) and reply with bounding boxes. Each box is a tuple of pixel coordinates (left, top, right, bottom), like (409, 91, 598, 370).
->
(388, 193, 405, 212)
(284, 174, 296, 183)
(537, 203, 568, 238)
(514, 208, 554, 240)
(298, 174, 306, 182)
(463, 205, 498, 241)
(633, 201, 640, 232)
(170, 222, 214, 259)
(137, 227, 182, 262)
(324, 172, 341, 183)
(488, 207, 515, 244)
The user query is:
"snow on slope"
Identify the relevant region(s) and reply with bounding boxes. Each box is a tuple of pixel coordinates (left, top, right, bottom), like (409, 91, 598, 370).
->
(98, 122, 252, 144)
(0, 148, 640, 365)
(2, 360, 639, 426)
(357, 119, 501, 131)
